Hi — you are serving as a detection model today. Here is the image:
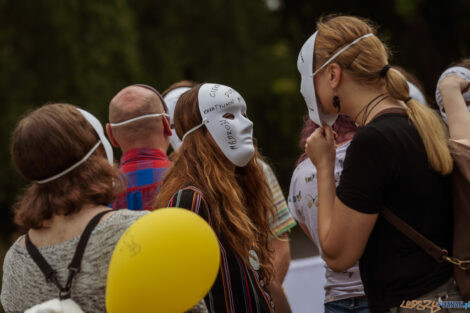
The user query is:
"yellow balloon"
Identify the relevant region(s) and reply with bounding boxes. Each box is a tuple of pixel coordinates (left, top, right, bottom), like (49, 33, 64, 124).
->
(106, 208, 220, 313)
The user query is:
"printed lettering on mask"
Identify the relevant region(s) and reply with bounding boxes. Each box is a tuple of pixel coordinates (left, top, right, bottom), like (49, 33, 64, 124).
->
(196, 83, 255, 167)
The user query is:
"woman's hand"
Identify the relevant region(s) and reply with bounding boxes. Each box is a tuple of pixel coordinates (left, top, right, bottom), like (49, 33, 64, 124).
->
(439, 74, 470, 95)
(305, 124, 336, 171)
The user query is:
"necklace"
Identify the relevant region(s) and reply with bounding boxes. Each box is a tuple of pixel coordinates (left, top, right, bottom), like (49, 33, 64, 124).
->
(362, 95, 389, 125)
(353, 94, 386, 125)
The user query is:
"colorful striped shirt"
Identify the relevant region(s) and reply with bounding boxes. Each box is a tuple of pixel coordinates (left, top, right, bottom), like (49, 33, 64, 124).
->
(260, 161, 297, 237)
(113, 148, 171, 211)
(168, 186, 275, 313)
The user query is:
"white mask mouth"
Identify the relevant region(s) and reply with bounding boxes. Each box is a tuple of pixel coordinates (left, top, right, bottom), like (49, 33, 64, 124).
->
(297, 31, 373, 126)
(435, 66, 470, 120)
(181, 83, 255, 167)
(36, 108, 114, 184)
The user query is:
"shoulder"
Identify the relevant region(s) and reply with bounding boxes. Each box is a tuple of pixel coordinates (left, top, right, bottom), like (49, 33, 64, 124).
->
(93, 209, 148, 241)
(168, 187, 209, 216)
(289, 158, 317, 189)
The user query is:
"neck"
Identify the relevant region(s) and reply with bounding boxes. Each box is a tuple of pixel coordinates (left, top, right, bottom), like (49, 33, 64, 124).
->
(340, 85, 402, 126)
(120, 138, 169, 155)
(26, 205, 110, 247)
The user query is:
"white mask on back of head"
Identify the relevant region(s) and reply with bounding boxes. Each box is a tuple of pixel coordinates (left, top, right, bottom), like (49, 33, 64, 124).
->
(163, 87, 191, 151)
(182, 83, 255, 167)
(297, 31, 373, 125)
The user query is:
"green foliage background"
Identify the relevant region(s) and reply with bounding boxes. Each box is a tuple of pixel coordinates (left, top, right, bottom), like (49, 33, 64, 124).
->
(0, 1, 468, 301)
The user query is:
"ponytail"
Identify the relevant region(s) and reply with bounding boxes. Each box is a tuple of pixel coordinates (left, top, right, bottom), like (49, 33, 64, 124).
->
(384, 67, 453, 175)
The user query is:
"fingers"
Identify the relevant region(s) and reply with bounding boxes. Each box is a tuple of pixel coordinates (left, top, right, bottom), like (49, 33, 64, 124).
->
(322, 124, 335, 144)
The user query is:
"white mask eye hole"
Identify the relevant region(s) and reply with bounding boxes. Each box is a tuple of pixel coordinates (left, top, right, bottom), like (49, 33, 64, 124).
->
(223, 113, 235, 120)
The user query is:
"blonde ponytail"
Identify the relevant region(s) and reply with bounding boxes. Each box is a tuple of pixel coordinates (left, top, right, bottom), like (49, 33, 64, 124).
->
(384, 68, 453, 175)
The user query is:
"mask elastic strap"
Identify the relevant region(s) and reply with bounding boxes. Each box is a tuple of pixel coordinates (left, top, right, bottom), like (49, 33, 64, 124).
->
(312, 33, 373, 76)
(109, 113, 169, 127)
(181, 118, 208, 142)
(36, 141, 102, 184)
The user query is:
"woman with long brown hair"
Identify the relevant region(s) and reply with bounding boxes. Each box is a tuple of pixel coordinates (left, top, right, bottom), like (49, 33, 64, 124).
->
(154, 83, 276, 313)
(297, 15, 462, 312)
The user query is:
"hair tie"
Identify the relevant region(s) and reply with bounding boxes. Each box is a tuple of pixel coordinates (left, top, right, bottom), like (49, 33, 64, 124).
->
(405, 97, 412, 103)
(380, 65, 391, 78)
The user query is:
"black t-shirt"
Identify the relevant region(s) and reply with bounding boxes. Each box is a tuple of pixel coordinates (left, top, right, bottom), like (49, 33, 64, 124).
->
(336, 113, 453, 313)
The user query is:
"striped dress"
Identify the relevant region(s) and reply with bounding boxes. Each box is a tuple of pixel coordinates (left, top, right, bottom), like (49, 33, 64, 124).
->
(168, 186, 275, 313)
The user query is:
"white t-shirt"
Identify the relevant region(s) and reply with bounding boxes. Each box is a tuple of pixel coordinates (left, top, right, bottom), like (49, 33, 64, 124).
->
(288, 142, 365, 303)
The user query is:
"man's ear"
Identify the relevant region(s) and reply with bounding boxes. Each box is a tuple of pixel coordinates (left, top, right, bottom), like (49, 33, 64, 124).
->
(162, 116, 172, 137)
(106, 123, 120, 148)
(328, 63, 342, 90)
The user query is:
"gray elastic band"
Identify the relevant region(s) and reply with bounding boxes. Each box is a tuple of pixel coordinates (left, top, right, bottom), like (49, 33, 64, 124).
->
(313, 33, 373, 76)
(109, 113, 169, 127)
(181, 118, 208, 142)
(36, 141, 102, 184)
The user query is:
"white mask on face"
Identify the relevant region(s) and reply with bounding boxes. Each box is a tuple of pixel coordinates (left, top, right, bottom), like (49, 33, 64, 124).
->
(163, 87, 191, 151)
(435, 66, 470, 119)
(182, 83, 255, 167)
(36, 108, 114, 184)
(297, 31, 373, 125)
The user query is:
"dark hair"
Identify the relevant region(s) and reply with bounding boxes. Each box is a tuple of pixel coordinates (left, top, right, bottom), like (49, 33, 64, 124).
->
(11, 103, 123, 229)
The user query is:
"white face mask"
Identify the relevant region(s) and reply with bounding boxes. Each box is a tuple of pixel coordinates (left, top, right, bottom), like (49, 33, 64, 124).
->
(182, 83, 255, 167)
(435, 66, 470, 119)
(163, 87, 191, 151)
(36, 108, 114, 184)
(407, 82, 427, 105)
(297, 31, 373, 126)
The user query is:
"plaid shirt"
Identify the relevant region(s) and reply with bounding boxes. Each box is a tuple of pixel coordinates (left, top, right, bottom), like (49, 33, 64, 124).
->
(113, 148, 171, 211)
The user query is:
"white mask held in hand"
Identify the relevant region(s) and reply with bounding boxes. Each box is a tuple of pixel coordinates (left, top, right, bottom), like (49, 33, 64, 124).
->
(182, 83, 255, 167)
(297, 31, 372, 126)
(435, 66, 470, 119)
(163, 87, 191, 151)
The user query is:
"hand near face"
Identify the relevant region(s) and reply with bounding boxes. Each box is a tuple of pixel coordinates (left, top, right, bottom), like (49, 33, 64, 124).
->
(305, 124, 336, 171)
(439, 74, 470, 95)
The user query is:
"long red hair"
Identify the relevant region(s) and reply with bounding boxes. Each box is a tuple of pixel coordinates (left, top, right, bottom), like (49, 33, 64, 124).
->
(154, 84, 275, 281)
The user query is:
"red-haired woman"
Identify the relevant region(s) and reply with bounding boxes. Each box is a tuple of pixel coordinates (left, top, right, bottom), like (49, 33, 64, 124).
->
(154, 83, 276, 313)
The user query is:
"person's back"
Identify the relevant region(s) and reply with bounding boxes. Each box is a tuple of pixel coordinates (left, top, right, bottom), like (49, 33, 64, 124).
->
(1, 210, 145, 313)
(337, 111, 453, 310)
(1, 103, 147, 313)
(106, 85, 172, 211)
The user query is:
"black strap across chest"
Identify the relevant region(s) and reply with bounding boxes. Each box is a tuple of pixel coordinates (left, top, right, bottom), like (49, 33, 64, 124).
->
(25, 210, 112, 299)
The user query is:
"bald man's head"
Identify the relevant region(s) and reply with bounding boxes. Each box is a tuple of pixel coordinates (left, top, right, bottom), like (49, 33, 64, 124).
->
(107, 85, 171, 152)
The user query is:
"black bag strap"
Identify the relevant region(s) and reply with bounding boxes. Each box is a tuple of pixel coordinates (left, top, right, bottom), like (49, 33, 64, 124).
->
(25, 209, 112, 299)
(382, 207, 470, 270)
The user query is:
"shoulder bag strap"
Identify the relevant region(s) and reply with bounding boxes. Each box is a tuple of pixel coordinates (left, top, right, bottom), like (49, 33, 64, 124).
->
(25, 209, 112, 299)
(381, 207, 447, 262)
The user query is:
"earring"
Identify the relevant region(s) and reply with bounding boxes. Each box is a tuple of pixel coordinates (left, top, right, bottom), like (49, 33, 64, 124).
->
(333, 95, 341, 113)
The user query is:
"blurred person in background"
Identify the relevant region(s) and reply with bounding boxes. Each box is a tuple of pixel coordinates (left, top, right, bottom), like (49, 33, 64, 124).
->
(288, 114, 368, 313)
